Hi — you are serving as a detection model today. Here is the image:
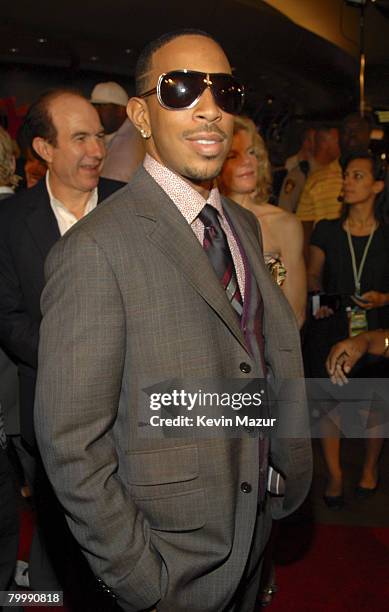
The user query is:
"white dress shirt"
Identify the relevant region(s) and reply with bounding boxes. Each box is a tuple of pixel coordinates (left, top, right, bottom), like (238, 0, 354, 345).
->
(46, 173, 98, 236)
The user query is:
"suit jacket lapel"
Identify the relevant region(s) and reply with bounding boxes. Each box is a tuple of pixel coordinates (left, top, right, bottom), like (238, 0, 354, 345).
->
(25, 181, 60, 262)
(128, 169, 248, 353)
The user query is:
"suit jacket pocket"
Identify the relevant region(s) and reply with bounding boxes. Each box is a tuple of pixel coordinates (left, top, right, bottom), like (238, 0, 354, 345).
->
(126, 445, 199, 485)
(126, 446, 205, 531)
(135, 488, 206, 532)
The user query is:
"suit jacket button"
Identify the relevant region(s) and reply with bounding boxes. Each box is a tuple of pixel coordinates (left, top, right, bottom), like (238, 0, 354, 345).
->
(241, 481, 252, 493)
(240, 362, 251, 374)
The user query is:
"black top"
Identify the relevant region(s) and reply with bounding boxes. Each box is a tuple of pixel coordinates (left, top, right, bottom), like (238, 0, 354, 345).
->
(311, 218, 389, 330)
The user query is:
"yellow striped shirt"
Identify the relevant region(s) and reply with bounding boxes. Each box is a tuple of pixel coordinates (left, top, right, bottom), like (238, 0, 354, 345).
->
(296, 159, 342, 222)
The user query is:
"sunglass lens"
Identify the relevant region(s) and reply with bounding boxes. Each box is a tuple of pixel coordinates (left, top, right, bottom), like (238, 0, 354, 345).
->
(158, 71, 244, 114)
(213, 75, 245, 114)
(159, 71, 204, 109)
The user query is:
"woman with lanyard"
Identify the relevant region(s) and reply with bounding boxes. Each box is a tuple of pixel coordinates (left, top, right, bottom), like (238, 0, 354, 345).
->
(306, 151, 389, 509)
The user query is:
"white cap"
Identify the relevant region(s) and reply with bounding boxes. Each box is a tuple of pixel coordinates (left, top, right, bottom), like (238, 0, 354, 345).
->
(90, 82, 129, 106)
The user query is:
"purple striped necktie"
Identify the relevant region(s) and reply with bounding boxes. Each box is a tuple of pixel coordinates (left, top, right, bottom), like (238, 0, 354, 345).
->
(199, 204, 243, 318)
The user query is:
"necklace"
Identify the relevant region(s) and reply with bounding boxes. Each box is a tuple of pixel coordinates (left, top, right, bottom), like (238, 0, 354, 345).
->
(345, 219, 377, 296)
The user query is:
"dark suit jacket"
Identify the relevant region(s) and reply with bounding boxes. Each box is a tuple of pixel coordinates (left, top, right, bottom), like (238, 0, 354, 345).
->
(35, 167, 312, 612)
(0, 177, 124, 446)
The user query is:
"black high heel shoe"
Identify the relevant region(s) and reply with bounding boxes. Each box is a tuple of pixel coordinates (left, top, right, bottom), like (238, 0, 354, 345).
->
(323, 494, 344, 510)
(355, 480, 379, 499)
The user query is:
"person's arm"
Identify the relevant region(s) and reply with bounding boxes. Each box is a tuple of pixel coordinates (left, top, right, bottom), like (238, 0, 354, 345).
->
(326, 330, 389, 385)
(307, 244, 334, 319)
(301, 221, 314, 264)
(279, 215, 306, 328)
(34, 229, 165, 612)
(307, 244, 324, 293)
(296, 178, 315, 264)
(278, 168, 305, 214)
(0, 215, 39, 368)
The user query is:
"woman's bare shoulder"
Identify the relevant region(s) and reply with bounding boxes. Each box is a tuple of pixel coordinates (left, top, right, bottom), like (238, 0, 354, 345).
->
(260, 204, 302, 232)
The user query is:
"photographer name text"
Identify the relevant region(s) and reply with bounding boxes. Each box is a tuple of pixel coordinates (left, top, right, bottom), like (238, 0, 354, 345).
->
(149, 415, 276, 428)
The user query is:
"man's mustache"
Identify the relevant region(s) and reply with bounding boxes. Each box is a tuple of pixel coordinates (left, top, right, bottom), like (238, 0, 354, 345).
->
(182, 125, 229, 140)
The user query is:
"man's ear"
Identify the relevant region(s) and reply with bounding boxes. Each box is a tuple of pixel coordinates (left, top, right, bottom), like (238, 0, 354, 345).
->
(127, 98, 151, 140)
(32, 137, 53, 164)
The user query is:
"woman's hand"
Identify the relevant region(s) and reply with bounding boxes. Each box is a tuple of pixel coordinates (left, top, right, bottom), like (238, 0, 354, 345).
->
(326, 334, 370, 385)
(314, 305, 334, 319)
(352, 291, 389, 310)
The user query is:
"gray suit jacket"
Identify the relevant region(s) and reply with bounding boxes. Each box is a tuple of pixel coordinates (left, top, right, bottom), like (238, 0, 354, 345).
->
(35, 167, 311, 612)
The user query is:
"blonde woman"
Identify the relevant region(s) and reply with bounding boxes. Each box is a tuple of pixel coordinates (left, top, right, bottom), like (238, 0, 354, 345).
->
(219, 116, 306, 328)
(0, 126, 20, 198)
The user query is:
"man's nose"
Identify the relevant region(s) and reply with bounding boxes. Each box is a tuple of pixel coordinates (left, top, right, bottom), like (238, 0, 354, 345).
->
(88, 137, 105, 159)
(193, 87, 222, 123)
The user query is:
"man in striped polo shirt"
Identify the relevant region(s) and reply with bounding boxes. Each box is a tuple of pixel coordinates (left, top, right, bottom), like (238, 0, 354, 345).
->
(296, 113, 372, 259)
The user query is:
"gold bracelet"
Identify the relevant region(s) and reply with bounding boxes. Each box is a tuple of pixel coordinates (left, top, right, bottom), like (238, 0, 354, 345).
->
(383, 336, 389, 356)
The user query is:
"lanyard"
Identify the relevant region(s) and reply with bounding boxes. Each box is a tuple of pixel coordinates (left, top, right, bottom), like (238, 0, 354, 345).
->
(345, 221, 376, 295)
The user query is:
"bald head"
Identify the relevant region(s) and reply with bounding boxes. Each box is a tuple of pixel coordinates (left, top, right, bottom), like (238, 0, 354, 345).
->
(30, 92, 105, 198)
(23, 88, 88, 159)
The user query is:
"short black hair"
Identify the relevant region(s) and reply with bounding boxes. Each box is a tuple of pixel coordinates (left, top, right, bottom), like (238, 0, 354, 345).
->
(22, 87, 85, 161)
(342, 150, 386, 181)
(135, 29, 220, 96)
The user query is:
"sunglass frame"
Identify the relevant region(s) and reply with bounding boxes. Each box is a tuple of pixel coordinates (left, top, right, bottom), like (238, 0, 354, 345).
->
(139, 70, 245, 114)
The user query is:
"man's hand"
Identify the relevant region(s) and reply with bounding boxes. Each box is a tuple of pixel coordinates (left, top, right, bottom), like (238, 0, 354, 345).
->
(352, 291, 389, 310)
(326, 334, 370, 385)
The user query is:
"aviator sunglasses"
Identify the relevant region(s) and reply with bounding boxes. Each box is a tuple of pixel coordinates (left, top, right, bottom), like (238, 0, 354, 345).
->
(140, 70, 245, 115)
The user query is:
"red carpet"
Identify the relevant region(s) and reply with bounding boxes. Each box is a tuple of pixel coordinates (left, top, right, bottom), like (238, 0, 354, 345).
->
(18, 511, 389, 611)
(18, 509, 68, 611)
(270, 523, 389, 611)
(18, 508, 35, 561)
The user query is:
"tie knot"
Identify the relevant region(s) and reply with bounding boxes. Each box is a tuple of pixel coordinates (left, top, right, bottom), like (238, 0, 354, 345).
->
(199, 204, 220, 228)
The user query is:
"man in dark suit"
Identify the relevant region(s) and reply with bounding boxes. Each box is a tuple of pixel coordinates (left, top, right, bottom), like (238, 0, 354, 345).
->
(0, 398, 18, 597)
(0, 89, 124, 601)
(0, 89, 123, 450)
(35, 32, 312, 612)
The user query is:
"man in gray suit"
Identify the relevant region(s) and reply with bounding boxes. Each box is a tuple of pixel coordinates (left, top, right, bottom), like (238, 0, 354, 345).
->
(35, 30, 312, 612)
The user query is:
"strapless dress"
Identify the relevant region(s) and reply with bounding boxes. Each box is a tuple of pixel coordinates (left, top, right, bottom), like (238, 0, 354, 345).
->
(264, 252, 286, 286)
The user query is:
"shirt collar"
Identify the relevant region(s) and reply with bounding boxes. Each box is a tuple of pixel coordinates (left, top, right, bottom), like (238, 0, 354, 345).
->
(46, 171, 98, 213)
(0, 186, 14, 195)
(143, 153, 223, 224)
(332, 158, 342, 171)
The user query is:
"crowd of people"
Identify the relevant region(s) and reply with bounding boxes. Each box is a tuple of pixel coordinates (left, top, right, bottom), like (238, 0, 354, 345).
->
(0, 27, 387, 612)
